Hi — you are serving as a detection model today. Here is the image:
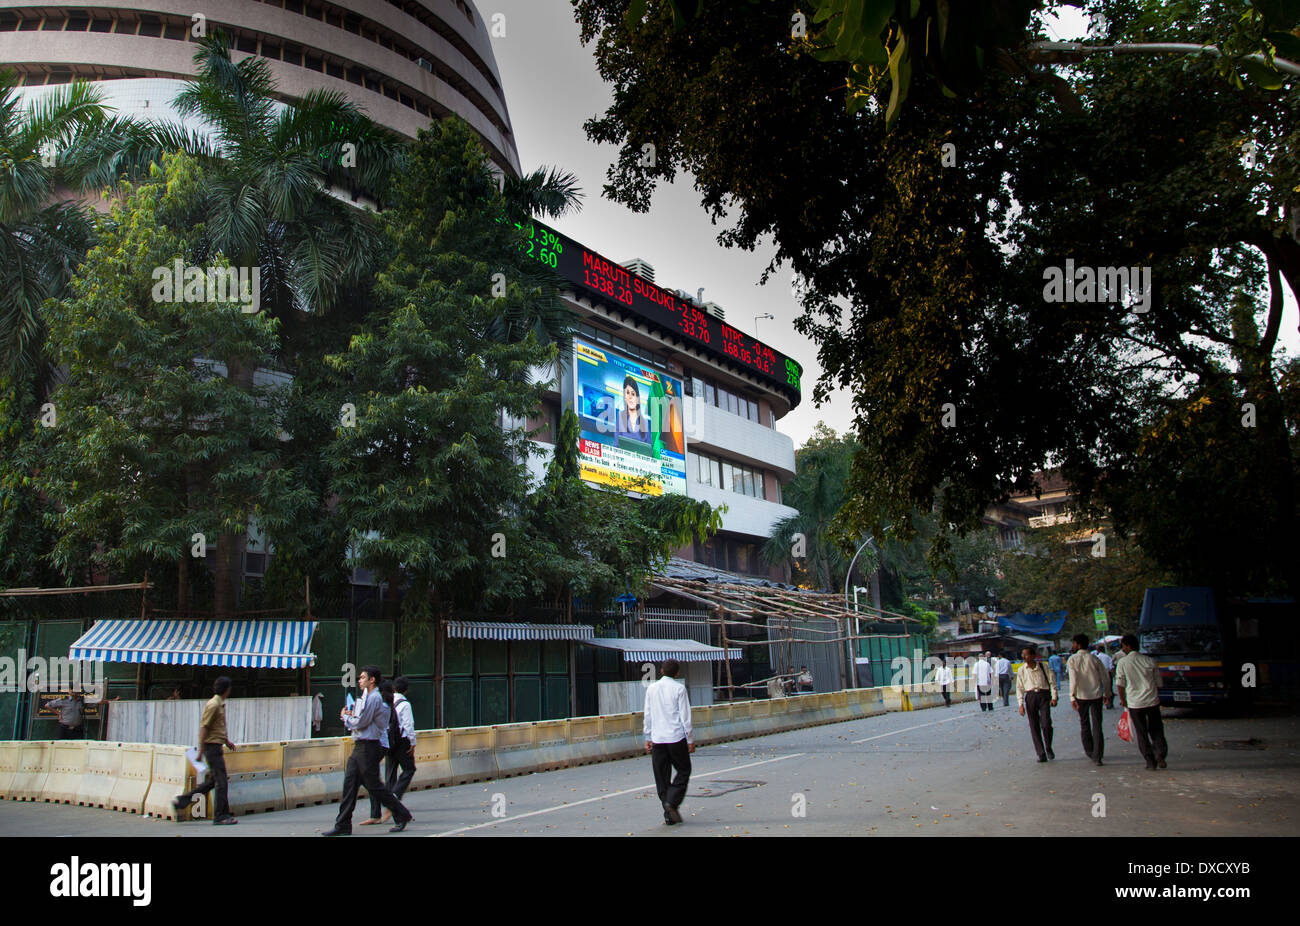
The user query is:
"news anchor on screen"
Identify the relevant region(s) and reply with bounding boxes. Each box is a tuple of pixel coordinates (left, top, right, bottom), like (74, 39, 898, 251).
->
(617, 375, 650, 441)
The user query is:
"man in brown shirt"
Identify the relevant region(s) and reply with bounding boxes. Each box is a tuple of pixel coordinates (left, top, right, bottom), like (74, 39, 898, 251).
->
(173, 676, 238, 824)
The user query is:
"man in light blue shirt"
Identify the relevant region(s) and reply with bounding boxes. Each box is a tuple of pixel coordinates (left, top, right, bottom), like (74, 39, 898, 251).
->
(323, 666, 413, 836)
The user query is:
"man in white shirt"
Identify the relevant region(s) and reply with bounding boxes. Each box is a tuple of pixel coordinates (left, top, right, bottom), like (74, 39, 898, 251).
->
(1095, 647, 1116, 708)
(935, 656, 955, 707)
(1069, 635, 1112, 765)
(973, 653, 994, 711)
(643, 659, 695, 825)
(1116, 634, 1167, 770)
(995, 654, 1012, 706)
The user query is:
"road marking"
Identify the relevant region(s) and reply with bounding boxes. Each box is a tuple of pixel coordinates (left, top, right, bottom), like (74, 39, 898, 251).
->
(429, 752, 806, 837)
(851, 709, 983, 744)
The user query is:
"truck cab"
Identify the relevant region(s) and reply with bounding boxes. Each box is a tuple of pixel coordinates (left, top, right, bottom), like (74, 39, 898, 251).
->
(1138, 587, 1233, 706)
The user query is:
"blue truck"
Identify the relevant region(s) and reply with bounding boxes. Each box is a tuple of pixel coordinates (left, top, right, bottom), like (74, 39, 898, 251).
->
(1138, 587, 1234, 707)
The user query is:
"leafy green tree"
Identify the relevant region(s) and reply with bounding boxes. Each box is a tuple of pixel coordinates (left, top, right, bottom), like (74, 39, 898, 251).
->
(573, 0, 1299, 599)
(324, 119, 564, 627)
(998, 523, 1174, 637)
(34, 153, 304, 612)
(155, 34, 404, 614)
(762, 423, 858, 590)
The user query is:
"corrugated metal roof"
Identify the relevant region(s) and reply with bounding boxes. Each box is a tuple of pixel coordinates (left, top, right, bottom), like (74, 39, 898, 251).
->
(445, 621, 595, 641)
(580, 637, 740, 662)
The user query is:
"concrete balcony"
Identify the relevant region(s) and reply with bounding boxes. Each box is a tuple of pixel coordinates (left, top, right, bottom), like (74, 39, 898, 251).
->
(686, 477, 799, 539)
(684, 396, 796, 479)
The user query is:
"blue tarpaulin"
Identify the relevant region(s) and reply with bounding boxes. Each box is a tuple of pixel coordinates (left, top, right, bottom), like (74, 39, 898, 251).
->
(997, 610, 1068, 636)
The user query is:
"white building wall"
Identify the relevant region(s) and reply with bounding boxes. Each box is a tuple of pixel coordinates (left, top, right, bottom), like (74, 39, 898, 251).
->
(685, 396, 796, 478)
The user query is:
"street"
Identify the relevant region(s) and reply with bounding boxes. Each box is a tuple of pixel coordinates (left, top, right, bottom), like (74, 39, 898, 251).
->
(3, 701, 1296, 837)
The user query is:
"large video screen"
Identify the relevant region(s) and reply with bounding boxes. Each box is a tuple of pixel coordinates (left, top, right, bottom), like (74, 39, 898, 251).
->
(573, 339, 687, 496)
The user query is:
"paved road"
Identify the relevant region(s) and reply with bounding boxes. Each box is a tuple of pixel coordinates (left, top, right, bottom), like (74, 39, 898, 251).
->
(2, 700, 1297, 837)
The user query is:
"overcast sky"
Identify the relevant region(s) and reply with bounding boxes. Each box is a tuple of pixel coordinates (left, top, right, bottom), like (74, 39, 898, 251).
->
(483, 2, 1298, 449)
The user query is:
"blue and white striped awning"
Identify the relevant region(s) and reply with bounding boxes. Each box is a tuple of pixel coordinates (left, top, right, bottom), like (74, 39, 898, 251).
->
(580, 638, 740, 663)
(69, 619, 318, 668)
(446, 621, 595, 641)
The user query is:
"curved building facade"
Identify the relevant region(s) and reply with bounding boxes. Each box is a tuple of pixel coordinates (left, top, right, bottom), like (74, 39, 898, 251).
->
(0, 0, 520, 173)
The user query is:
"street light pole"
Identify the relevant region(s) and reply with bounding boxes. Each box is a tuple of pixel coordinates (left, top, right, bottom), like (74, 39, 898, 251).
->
(843, 527, 889, 690)
(754, 313, 774, 336)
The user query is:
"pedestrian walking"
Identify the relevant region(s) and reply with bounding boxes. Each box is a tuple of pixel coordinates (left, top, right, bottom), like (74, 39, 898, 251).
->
(973, 653, 995, 711)
(47, 691, 85, 739)
(1116, 634, 1167, 770)
(643, 659, 695, 826)
(361, 680, 396, 826)
(996, 653, 1012, 706)
(935, 656, 954, 707)
(1048, 651, 1064, 690)
(1068, 634, 1112, 765)
(173, 676, 238, 824)
(372, 677, 417, 824)
(1015, 646, 1058, 762)
(1095, 647, 1116, 708)
(323, 666, 413, 836)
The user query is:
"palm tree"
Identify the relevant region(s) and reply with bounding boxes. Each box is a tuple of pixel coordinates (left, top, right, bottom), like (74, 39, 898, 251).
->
(1, 73, 108, 389)
(159, 33, 405, 615)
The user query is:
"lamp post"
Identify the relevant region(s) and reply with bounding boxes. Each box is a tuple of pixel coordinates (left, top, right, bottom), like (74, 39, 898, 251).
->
(843, 526, 890, 690)
(754, 313, 774, 336)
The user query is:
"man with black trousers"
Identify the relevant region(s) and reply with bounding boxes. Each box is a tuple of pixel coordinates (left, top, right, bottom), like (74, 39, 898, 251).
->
(1068, 633, 1113, 765)
(643, 659, 695, 825)
(173, 676, 238, 824)
(323, 666, 413, 836)
(1015, 646, 1058, 762)
(367, 677, 418, 824)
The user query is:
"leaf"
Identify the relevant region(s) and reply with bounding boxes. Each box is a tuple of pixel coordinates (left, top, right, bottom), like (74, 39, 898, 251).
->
(1265, 30, 1300, 61)
(624, 0, 647, 30)
(1241, 58, 1286, 90)
(885, 30, 911, 127)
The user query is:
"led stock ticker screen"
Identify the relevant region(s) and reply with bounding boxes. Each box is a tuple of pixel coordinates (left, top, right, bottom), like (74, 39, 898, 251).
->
(516, 220, 802, 400)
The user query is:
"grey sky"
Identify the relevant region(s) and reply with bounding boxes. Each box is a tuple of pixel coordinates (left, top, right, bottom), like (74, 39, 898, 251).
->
(483, 2, 1298, 450)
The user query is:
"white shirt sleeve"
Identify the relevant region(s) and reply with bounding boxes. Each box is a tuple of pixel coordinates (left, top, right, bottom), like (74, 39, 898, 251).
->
(680, 684, 693, 744)
(643, 686, 653, 740)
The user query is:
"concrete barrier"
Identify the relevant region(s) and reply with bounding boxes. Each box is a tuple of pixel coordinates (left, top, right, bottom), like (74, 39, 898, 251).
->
(830, 690, 853, 722)
(77, 742, 123, 808)
(0, 741, 23, 799)
(223, 742, 286, 816)
(566, 716, 605, 766)
(283, 737, 350, 808)
(43, 741, 89, 804)
(108, 743, 154, 814)
(9, 741, 52, 801)
(882, 687, 906, 711)
(143, 745, 195, 820)
(690, 705, 715, 745)
(599, 714, 642, 760)
(704, 704, 732, 744)
(767, 698, 794, 733)
(748, 699, 776, 736)
(447, 727, 497, 784)
(492, 723, 539, 778)
(530, 720, 571, 772)
(410, 730, 450, 789)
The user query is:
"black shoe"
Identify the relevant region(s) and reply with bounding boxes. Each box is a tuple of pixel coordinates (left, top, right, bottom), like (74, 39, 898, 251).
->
(214, 815, 237, 825)
(1145, 762, 1158, 770)
(1046, 749, 1055, 760)
(389, 818, 410, 833)
(1037, 756, 1048, 763)
(666, 804, 683, 824)
(1157, 759, 1167, 769)
(322, 827, 351, 836)
(1095, 759, 1104, 766)
(172, 795, 193, 812)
